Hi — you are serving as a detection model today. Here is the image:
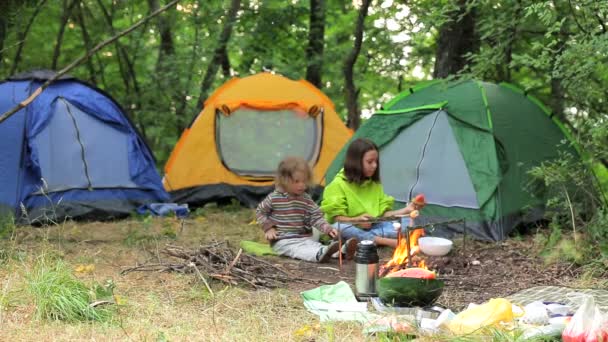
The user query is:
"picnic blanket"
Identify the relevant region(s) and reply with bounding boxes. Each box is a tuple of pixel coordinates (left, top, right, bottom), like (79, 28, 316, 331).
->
(506, 286, 608, 312)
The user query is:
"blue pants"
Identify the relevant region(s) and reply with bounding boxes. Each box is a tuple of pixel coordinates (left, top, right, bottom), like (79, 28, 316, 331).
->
(333, 220, 401, 242)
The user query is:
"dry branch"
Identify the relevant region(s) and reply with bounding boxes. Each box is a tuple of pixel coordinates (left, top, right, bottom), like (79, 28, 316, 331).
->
(0, 0, 180, 124)
(122, 241, 326, 289)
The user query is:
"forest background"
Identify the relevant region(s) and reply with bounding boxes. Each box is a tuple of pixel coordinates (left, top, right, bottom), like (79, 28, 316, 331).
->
(1, 0, 608, 262)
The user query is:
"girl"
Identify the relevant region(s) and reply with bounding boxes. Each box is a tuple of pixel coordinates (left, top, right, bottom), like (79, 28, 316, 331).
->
(256, 157, 357, 262)
(321, 138, 423, 248)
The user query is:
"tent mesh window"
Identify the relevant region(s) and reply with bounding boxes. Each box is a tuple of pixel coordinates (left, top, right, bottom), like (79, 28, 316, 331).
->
(215, 107, 322, 177)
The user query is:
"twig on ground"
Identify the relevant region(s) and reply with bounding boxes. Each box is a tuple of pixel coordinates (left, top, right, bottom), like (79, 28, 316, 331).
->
(224, 248, 242, 274)
(190, 262, 214, 295)
(121, 240, 322, 289)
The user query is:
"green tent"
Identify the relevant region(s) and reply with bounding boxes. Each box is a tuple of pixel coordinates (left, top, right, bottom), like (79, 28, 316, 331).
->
(325, 79, 577, 241)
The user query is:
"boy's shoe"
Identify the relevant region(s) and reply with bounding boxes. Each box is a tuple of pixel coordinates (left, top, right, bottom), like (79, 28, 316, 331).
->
(344, 238, 358, 260)
(316, 241, 340, 263)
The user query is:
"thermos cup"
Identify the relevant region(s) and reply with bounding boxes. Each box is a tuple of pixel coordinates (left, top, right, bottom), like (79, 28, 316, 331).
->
(354, 240, 379, 297)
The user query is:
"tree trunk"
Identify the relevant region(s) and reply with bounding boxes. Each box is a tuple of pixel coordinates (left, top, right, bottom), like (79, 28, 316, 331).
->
(74, 1, 97, 84)
(432, 0, 477, 78)
(549, 0, 569, 123)
(550, 37, 567, 122)
(220, 47, 231, 78)
(497, 0, 522, 82)
(51, 0, 79, 70)
(197, 0, 241, 110)
(10, 0, 48, 75)
(0, 0, 9, 70)
(550, 76, 565, 121)
(147, 0, 175, 70)
(96, 0, 132, 92)
(305, 0, 325, 88)
(343, 0, 371, 130)
(175, 0, 202, 132)
(95, 0, 149, 138)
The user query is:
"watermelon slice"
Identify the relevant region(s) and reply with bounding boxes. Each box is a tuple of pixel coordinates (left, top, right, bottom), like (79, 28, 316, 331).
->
(386, 267, 436, 280)
(377, 276, 444, 307)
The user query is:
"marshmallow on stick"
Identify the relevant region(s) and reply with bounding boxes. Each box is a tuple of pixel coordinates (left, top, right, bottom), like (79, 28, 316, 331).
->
(409, 209, 419, 227)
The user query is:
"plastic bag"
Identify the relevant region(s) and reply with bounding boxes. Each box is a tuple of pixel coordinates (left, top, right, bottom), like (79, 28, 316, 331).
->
(447, 298, 514, 335)
(521, 301, 550, 324)
(562, 295, 608, 342)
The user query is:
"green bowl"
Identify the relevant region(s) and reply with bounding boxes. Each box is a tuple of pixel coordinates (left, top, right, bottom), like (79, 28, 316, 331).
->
(377, 277, 445, 307)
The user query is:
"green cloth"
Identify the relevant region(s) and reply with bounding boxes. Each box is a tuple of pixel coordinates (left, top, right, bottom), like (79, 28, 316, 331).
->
(301, 281, 359, 302)
(239, 240, 277, 256)
(301, 281, 376, 322)
(320, 169, 394, 223)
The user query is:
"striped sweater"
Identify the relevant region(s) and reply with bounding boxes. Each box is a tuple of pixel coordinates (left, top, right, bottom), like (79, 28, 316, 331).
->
(256, 190, 333, 240)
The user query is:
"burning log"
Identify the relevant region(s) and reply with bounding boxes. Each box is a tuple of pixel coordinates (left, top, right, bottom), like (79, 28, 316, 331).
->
(121, 241, 326, 289)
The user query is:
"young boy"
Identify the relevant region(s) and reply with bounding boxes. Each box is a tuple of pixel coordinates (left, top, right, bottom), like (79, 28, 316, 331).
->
(256, 157, 357, 263)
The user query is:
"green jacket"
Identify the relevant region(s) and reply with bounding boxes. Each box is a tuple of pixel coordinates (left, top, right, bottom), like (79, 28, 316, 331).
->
(320, 169, 394, 223)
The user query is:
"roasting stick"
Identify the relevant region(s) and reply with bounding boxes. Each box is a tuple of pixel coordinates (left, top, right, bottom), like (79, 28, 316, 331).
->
(405, 210, 419, 269)
(338, 229, 343, 270)
(396, 222, 402, 246)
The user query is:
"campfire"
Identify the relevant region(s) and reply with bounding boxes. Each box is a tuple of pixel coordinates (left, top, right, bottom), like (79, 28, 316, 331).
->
(375, 225, 445, 308)
(380, 227, 428, 277)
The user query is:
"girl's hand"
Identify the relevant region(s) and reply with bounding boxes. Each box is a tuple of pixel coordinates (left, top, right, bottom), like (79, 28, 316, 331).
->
(402, 202, 423, 215)
(354, 214, 373, 221)
(354, 214, 373, 229)
(265, 228, 278, 241)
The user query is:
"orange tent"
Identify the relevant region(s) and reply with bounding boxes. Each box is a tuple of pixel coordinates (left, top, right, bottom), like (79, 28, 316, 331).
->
(163, 73, 352, 207)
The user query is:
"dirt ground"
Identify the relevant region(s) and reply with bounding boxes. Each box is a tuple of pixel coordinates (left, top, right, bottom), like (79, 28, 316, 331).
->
(272, 236, 588, 311)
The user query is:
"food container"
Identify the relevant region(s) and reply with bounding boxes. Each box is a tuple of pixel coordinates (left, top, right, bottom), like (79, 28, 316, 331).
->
(418, 237, 453, 256)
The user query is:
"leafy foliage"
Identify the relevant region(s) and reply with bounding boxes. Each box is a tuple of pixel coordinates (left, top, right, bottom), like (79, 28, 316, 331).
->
(2, 0, 608, 257)
(528, 119, 608, 265)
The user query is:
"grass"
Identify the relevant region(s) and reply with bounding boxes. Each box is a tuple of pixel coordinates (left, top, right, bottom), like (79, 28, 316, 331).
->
(25, 255, 115, 323)
(0, 207, 366, 340)
(0, 206, 602, 340)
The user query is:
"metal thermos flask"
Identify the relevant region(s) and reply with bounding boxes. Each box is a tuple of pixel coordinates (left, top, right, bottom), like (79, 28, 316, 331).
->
(354, 240, 379, 297)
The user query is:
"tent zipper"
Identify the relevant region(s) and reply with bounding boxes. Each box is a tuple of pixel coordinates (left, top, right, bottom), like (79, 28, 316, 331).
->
(60, 98, 93, 191)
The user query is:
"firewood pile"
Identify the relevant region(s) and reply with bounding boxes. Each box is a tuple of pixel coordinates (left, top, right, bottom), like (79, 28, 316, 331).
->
(121, 241, 322, 289)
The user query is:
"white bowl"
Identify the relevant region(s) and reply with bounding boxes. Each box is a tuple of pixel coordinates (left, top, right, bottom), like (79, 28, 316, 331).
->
(418, 237, 453, 256)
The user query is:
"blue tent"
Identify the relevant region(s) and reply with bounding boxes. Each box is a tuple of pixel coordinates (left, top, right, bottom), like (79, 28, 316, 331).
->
(0, 70, 169, 223)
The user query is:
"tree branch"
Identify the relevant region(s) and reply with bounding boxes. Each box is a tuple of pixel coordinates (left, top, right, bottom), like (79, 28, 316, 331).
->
(51, 0, 79, 70)
(196, 0, 241, 109)
(74, 2, 97, 84)
(567, 0, 588, 34)
(9, 0, 48, 75)
(0, 0, 180, 124)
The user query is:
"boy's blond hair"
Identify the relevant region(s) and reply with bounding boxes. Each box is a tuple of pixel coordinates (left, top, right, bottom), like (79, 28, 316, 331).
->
(276, 157, 313, 190)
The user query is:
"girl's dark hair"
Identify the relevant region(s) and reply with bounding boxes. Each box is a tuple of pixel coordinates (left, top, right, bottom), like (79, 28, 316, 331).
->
(344, 138, 380, 184)
(275, 156, 313, 190)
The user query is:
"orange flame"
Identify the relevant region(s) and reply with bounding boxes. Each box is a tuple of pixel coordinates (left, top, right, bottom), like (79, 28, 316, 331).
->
(385, 228, 426, 270)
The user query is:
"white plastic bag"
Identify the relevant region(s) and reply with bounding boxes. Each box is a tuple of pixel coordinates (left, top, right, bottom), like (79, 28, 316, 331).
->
(521, 301, 550, 325)
(562, 295, 608, 342)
